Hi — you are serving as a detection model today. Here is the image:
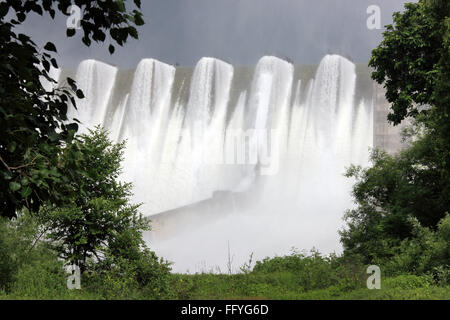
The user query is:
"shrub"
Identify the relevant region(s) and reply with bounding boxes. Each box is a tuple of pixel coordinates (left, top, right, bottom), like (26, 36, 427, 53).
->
(0, 213, 70, 298)
(252, 249, 366, 291)
(383, 274, 433, 290)
(375, 215, 450, 277)
(10, 250, 67, 299)
(40, 128, 148, 273)
(0, 218, 17, 292)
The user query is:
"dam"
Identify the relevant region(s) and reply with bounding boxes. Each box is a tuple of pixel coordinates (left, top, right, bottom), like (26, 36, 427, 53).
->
(55, 55, 408, 272)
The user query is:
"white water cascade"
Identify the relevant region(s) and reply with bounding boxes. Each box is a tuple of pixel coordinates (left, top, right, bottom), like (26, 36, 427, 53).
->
(61, 54, 373, 273)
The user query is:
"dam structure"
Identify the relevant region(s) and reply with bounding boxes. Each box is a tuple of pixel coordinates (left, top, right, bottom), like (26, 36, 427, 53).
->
(56, 55, 407, 273)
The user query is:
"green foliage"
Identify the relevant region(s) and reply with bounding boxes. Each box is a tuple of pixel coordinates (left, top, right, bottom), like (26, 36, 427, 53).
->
(0, 128, 172, 299)
(383, 274, 433, 290)
(0, 1, 170, 300)
(83, 250, 172, 299)
(0, 0, 144, 54)
(0, 0, 144, 218)
(252, 249, 366, 292)
(343, 0, 450, 281)
(38, 128, 146, 272)
(36, 128, 172, 297)
(367, 0, 450, 238)
(9, 250, 67, 299)
(0, 219, 17, 291)
(0, 19, 77, 218)
(0, 212, 63, 293)
(342, 175, 450, 276)
(82, 257, 141, 299)
(341, 123, 450, 264)
(1, 233, 449, 300)
(0, 208, 171, 299)
(369, 0, 450, 125)
(378, 215, 450, 277)
(167, 257, 449, 300)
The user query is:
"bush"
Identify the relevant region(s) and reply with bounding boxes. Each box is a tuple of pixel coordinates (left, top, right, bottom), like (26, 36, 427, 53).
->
(383, 275, 433, 290)
(0, 213, 49, 292)
(0, 211, 172, 300)
(0, 213, 71, 298)
(10, 250, 67, 299)
(375, 215, 450, 277)
(83, 249, 172, 300)
(0, 218, 17, 292)
(40, 128, 148, 273)
(252, 249, 366, 291)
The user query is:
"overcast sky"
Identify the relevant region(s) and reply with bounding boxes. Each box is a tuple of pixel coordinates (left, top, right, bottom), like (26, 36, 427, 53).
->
(16, 0, 414, 68)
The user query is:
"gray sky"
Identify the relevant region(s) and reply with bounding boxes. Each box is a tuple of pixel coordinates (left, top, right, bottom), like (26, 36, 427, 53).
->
(16, 0, 414, 68)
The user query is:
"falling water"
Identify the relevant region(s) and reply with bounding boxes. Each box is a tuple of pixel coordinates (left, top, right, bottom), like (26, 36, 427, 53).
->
(68, 59, 117, 134)
(62, 54, 374, 273)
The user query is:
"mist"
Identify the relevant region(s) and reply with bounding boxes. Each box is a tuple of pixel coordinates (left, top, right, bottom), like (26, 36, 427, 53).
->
(16, 0, 414, 68)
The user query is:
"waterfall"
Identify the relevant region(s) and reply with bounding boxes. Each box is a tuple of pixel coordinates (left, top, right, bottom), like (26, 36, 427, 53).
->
(68, 59, 118, 134)
(64, 54, 374, 273)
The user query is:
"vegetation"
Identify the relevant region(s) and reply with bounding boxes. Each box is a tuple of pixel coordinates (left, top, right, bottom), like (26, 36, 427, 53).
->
(169, 254, 449, 300)
(1, 242, 449, 300)
(368, 0, 450, 224)
(0, 0, 174, 301)
(40, 128, 147, 273)
(341, 0, 450, 283)
(0, 0, 449, 301)
(0, 129, 172, 299)
(0, 0, 144, 218)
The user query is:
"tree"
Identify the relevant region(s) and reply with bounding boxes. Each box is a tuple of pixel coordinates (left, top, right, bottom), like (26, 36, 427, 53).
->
(0, 0, 144, 218)
(369, 0, 449, 125)
(341, 140, 448, 262)
(40, 128, 148, 272)
(367, 0, 450, 228)
(369, 0, 450, 200)
(342, 0, 450, 267)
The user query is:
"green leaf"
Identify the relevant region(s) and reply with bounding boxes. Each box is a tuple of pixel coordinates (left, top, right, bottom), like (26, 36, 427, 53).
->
(67, 77, 77, 91)
(21, 186, 32, 198)
(82, 36, 91, 47)
(9, 182, 21, 192)
(44, 42, 57, 52)
(0, 3, 9, 18)
(129, 27, 138, 39)
(66, 28, 76, 37)
(49, 131, 60, 142)
(135, 13, 144, 26)
(21, 177, 29, 186)
(50, 58, 58, 68)
(116, 0, 126, 12)
(76, 89, 85, 99)
(17, 12, 25, 22)
(8, 141, 17, 153)
(3, 172, 12, 181)
(42, 60, 50, 72)
(66, 123, 78, 132)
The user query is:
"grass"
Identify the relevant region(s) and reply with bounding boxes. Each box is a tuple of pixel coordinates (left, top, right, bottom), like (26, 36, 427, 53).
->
(1, 272, 448, 300)
(167, 272, 450, 300)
